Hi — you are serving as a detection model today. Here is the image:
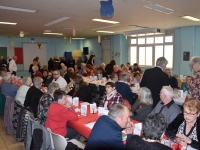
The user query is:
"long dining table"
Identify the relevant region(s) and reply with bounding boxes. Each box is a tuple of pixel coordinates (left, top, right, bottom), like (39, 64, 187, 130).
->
(68, 103, 139, 139)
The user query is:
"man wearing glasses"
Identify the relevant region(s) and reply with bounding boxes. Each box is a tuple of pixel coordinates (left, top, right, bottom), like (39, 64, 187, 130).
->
(52, 69, 67, 91)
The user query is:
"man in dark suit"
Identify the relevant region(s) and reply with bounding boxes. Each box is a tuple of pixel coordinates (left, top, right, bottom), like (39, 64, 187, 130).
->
(140, 57, 169, 108)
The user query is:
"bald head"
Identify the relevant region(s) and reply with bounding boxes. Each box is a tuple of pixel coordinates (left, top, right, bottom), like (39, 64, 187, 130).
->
(113, 65, 119, 72)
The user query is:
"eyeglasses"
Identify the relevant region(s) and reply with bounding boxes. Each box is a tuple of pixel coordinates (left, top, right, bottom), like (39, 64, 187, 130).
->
(183, 111, 198, 117)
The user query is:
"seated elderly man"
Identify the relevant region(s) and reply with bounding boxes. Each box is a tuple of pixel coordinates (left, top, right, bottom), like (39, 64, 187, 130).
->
(150, 86, 181, 124)
(115, 73, 135, 105)
(112, 65, 122, 78)
(1, 72, 19, 99)
(85, 104, 134, 150)
(52, 69, 67, 90)
(24, 77, 44, 118)
(37, 82, 60, 125)
(15, 76, 32, 105)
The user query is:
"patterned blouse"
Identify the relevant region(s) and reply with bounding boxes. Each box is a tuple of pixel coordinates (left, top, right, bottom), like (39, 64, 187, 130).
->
(37, 93, 54, 125)
(186, 72, 200, 100)
(177, 121, 198, 143)
(99, 92, 124, 110)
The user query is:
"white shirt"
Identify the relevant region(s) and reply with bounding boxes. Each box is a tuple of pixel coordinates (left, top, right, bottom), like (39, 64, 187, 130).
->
(15, 85, 30, 104)
(52, 76, 67, 90)
(9, 59, 17, 72)
(133, 78, 141, 84)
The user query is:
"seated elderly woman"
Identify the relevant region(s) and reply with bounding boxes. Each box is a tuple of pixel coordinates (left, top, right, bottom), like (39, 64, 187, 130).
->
(32, 66, 43, 78)
(100, 63, 108, 78)
(99, 82, 123, 110)
(126, 113, 171, 150)
(37, 82, 60, 125)
(181, 76, 192, 92)
(78, 63, 86, 75)
(45, 90, 80, 140)
(109, 73, 118, 83)
(165, 99, 200, 149)
(130, 87, 153, 122)
(15, 76, 32, 105)
(115, 73, 135, 105)
(24, 77, 44, 118)
(1, 72, 19, 99)
(68, 75, 92, 103)
(83, 64, 94, 77)
(66, 72, 76, 93)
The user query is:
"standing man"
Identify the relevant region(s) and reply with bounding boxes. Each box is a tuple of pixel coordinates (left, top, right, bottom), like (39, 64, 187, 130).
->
(9, 56, 17, 75)
(140, 57, 169, 108)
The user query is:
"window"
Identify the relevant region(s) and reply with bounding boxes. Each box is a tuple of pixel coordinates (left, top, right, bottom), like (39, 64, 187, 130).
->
(129, 33, 174, 68)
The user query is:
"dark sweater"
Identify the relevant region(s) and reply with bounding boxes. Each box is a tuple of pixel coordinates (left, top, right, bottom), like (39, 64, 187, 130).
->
(169, 76, 179, 89)
(165, 114, 200, 149)
(126, 135, 171, 150)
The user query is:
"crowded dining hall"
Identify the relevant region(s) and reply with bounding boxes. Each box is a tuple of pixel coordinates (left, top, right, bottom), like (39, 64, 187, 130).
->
(0, 0, 200, 150)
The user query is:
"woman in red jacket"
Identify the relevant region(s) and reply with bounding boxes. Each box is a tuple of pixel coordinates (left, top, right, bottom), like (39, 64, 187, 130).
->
(45, 90, 80, 140)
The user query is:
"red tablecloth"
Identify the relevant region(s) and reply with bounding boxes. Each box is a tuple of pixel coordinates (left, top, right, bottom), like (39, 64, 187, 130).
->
(68, 105, 139, 138)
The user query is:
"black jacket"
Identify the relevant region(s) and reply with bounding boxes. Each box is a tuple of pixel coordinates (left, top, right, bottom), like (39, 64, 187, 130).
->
(140, 67, 169, 108)
(165, 113, 200, 149)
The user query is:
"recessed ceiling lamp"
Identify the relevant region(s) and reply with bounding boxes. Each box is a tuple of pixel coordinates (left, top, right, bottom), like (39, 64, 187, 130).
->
(63, 27, 82, 30)
(129, 25, 149, 28)
(0, 5, 37, 13)
(144, 4, 174, 14)
(43, 33, 63, 35)
(181, 16, 200, 21)
(97, 31, 115, 33)
(92, 19, 119, 24)
(0, 21, 17, 25)
(72, 38, 85, 39)
(43, 17, 70, 26)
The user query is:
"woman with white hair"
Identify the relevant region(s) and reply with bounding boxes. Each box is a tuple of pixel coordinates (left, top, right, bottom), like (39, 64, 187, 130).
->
(15, 76, 32, 105)
(24, 77, 44, 118)
(130, 87, 153, 122)
(187, 56, 200, 100)
(78, 63, 86, 75)
(100, 62, 108, 78)
(32, 65, 43, 78)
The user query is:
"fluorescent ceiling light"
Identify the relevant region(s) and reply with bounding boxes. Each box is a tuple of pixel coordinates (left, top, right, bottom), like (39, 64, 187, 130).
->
(144, 4, 174, 14)
(0, 5, 37, 13)
(137, 34, 146, 37)
(62, 28, 82, 30)
(92, 19, 119, 24)
(97, 31, 115, 33)
(91, 24, 119, 30)
(72, 38, 85, 39)
(181, 16, 200, 21)
(43, 33, 63, 35)
(0, 21, 17, 25)
(131, 35, 137, 37)
(44, 17, 70, 26)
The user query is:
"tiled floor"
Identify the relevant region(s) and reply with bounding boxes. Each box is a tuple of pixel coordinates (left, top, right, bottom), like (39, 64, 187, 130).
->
(0, 115, 25, 150)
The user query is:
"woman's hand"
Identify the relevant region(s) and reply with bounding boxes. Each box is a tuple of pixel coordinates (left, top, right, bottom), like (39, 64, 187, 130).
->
(176, 134, 192, 145)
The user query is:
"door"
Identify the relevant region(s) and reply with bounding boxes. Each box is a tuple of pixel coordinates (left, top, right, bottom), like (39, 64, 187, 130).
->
(102, 39, 111, 64)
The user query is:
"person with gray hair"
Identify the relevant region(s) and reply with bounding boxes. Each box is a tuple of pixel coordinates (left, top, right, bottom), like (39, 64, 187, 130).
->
(85, 104, 134, 150)
(150, 86, 181, 125)
(24, 77, 44, 117)
(78, 63, 86, 75)
(115, 73, 135, 104)
(140, 57, 169, 108)
(15, 77, 32, 104)
(112, 65, 122, 78)
(1, 72, 19, 99)
(186, 56, 200, 100)
(32, 65, 43, 78)
(130, 87, 153, 122)
(37, 83, 60, 125)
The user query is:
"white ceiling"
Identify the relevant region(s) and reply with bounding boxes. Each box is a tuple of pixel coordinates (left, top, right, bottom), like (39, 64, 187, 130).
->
(0, 0, 200, 38)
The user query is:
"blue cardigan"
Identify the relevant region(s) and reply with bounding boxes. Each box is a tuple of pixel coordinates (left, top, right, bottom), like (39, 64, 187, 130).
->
(85, 115, 132, 150)
(115, 81, 134, 104)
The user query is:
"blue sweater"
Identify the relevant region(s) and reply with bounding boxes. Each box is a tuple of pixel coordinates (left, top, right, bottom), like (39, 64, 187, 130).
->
(85, 115, 132, 150)
(115, 81, 134, 104)
(1, 81, 19, 99)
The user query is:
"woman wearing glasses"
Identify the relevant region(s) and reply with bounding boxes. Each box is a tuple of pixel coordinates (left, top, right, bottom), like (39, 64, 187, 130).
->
(165, 99, 200, 149)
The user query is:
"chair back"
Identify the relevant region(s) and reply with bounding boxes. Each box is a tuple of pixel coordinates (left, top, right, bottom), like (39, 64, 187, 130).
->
(123, 99, 131, 110)
(99, 85, 106, 98)
(3, 96, 15, 135)
(89, 83, 98, 98)
(51, 131, 68, 150)
(0, 93, 6, 115)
